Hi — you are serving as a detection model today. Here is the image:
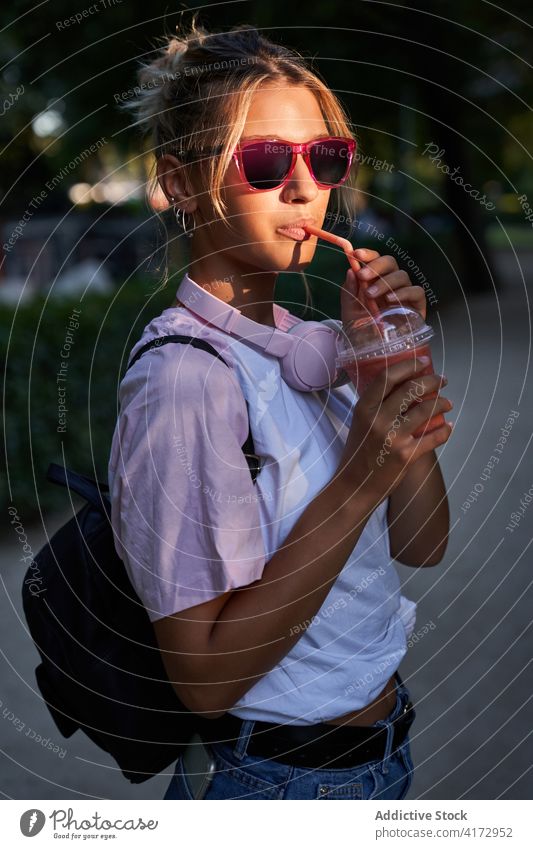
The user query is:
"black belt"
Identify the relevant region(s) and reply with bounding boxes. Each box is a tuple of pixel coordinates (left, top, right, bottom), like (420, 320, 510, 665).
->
(198, 698, 416, 770)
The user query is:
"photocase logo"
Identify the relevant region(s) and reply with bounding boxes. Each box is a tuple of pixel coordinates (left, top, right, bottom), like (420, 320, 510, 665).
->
(20, 809, 46, 836)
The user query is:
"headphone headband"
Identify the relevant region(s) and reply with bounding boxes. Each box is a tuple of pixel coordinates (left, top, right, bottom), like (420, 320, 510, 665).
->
(175, 273, 349, 392)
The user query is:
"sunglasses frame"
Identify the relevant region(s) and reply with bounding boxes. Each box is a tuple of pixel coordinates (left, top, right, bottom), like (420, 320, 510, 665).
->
(232, 136, 357, 192)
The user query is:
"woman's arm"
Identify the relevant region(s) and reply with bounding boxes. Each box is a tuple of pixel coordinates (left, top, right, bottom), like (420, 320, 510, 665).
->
(154, 474, 382, 718)
(387, 449, 450, 567)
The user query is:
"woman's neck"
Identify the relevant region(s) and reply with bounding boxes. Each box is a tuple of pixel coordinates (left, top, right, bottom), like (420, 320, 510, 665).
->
(182, 257, 278, 328)
(170, 297, 277, 330)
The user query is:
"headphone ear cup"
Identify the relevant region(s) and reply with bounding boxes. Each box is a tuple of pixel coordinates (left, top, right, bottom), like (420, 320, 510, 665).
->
(280, 321, 342, 392)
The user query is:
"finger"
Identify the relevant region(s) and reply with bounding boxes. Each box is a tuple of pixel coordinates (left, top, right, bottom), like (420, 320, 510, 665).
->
(382, 285, 427, 319)
(393, 421, 453, 471)
(383, 375, 448, 419)
(352, 247, 381, 263)
(404, 420, 454, 463)
(361, 356, 433, 406)
(357, 254, 399, 281)
(401, 396, 453, 433)
(384, 285, 425, 303)
(364, 270, 411, 298)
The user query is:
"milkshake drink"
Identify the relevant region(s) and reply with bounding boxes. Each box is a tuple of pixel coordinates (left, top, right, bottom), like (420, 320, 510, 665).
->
(336, 306, 446, 438)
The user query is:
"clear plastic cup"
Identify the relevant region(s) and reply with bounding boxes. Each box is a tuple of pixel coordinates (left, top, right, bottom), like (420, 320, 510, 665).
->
(336, 306, 446, 438)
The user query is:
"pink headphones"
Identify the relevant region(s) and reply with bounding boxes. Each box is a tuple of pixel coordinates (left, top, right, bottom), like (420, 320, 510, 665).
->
(175, 274, 350, 392)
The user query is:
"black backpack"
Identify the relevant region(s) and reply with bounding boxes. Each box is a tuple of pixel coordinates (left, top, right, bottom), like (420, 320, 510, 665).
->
(22, 335, 261, 784)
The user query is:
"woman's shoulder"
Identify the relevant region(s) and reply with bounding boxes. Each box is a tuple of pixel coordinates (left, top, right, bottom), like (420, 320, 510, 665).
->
(118, 308, 246, 414)
(128, 306, 237, 370)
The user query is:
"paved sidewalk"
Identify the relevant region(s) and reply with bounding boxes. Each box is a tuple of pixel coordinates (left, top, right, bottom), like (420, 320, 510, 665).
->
(397, 248, 532, 800)
(1, 248, 531, 799)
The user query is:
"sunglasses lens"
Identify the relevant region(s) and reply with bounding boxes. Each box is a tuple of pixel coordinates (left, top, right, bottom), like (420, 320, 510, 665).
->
(310, 139, 352, 186)
(240, 142, 292, 190)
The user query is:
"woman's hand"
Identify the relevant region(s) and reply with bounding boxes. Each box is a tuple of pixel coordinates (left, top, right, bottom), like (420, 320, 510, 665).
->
(337, 356, 452, 502)
(341, 248, 427, 326)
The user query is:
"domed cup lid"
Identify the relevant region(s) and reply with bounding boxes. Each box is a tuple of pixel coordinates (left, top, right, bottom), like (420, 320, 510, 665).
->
(336, 305, 434, 368)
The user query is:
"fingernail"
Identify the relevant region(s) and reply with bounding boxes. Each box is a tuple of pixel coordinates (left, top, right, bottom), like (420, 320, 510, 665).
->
(417, 356, 431, 366)
(367, 284, 379, 294)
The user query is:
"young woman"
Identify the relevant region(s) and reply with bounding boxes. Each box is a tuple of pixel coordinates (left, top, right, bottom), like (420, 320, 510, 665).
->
(108, 19, 452, 800)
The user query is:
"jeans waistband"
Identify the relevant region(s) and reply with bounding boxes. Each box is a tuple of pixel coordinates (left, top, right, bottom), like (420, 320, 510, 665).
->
(201, 671, 415, 773)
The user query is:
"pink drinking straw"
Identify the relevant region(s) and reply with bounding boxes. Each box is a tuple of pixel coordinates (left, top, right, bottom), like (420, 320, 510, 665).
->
(302, 223, 381, 320)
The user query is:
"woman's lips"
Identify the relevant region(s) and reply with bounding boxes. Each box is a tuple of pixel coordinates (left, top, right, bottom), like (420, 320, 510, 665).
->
(276, 226, 311, 241)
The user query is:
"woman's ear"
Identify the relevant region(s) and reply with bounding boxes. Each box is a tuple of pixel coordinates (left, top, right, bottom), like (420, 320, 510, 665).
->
(156, 154, 197, 213)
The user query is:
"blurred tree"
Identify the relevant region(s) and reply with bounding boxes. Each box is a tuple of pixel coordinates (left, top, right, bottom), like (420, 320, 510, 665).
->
(248, 0, 532, 292)
(1, 0, 530, 292)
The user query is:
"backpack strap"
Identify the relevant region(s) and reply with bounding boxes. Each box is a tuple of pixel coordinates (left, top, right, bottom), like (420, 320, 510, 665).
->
(125, 335, 227, 374)
(125, 334, 260, 484)
(46, 463, 111, 517)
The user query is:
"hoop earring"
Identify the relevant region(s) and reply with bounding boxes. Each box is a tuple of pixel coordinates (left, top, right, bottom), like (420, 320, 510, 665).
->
(170, 198, 195, 239)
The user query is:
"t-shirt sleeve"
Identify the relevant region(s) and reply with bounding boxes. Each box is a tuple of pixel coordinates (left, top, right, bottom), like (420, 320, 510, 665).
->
(108, 344, 266, 621)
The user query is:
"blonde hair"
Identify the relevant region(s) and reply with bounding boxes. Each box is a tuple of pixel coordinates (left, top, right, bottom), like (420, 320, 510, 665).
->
(120, 15, 359, 312)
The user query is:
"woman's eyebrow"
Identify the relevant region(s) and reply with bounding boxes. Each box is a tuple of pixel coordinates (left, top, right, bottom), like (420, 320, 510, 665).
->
(240, 133, 331, 141)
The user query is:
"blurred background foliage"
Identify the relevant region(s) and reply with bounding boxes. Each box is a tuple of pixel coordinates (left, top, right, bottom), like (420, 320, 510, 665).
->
(1, 0, 531, 519)
(2, 0, 531, 231)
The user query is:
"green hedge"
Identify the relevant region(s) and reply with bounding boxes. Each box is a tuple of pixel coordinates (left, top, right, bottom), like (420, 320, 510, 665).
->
(1, 279, 176, 524)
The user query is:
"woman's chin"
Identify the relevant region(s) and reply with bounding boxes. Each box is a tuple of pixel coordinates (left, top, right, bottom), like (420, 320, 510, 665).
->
(281, 256, 314, 272)
(265, 245, 316, 271)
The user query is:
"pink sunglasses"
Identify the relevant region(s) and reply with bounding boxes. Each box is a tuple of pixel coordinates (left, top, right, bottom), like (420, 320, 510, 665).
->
(178, 136, 356, 192)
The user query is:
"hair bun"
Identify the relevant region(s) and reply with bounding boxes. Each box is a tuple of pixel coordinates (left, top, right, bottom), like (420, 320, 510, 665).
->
(164, 35, 188, 63)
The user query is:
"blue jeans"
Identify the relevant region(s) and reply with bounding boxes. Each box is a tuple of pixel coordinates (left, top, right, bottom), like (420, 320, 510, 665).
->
(164, 674, 416, 800)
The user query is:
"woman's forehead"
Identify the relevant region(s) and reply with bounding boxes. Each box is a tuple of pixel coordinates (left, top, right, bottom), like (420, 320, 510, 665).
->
(242, 85, 328, 140)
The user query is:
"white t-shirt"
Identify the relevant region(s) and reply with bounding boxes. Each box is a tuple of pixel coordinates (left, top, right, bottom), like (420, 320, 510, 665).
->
(108, 271, 417, 725)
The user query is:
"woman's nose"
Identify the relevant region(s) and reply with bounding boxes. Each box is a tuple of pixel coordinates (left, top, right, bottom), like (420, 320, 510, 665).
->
(282, 154, 319, 200)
